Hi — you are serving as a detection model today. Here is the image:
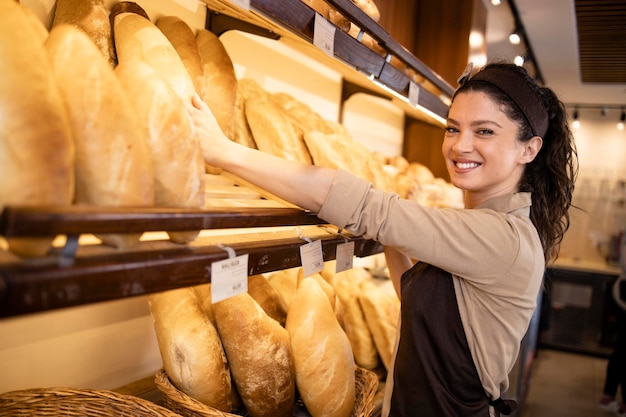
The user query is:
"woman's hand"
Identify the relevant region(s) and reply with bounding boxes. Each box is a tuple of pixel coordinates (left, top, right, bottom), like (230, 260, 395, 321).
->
(185, 93, 336, 212)
(186, 93, 232, 167)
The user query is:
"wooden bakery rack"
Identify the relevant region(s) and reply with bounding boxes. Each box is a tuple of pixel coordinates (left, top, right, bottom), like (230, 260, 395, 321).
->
(1, 0, 454, 319)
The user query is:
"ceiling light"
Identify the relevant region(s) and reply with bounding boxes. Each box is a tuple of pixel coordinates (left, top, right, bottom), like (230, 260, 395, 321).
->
(514, 55, 525, 66)
(509, 32, 521, 45)
(618, 108, 625, 131)
(572, 108, 580, 129)
(491, 0, 502, 5)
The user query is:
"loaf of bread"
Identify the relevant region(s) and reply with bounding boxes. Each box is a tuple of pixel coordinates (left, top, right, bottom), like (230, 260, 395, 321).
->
(148, 287, 232, 411)
(327, 267, 380, 370)
(312, 273, 346, 330)
(245, 92, 312, 165)
(0, 1, 74, 257)
(213, 293, 295, 417)
(286, 277, 355, 417)
(156, 16, 203, 95)
(266, 267, 300, 308)
(196, 29, 238, 140)
(113, 12, 196, 103)
(45, 24, 154, 249)
(115, 59, 204, 244)
(231, 88, 257, 149)
(52, 0, 116, 66)
(359, 279, 400, 371)
(248, 274, 288, 326)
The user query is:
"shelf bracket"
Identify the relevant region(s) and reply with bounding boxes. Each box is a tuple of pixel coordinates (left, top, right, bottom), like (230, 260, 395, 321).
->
(205, 10, 280, 40)
(338, 79, 391, 123)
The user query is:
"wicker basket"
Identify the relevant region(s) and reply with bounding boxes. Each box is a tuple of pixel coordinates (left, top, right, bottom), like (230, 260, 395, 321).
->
(155, 366, 378, 417)
(0, 387, 182, 417)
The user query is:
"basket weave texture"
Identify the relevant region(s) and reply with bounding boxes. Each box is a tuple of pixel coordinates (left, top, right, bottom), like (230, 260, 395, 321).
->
(155, 366, 378, 417)
(0, 387, 182, 417)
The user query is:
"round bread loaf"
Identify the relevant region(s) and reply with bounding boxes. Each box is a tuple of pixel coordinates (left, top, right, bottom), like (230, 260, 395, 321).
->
(213, 292, 295, 417)
(286, 277, 355, 417)
(45, 24, 154, 249)
(148, 287, 232, 411)
(0, 1, 74, 257)
(115, 59, 205, 244)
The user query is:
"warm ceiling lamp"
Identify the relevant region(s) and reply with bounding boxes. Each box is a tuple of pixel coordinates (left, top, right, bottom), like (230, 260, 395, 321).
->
(491, 0, 502, 5)
(509, 32, 521, 45)
(514, 55, 525, 66)
(572, 108, 580, 129)
(618, 108, 625, 131)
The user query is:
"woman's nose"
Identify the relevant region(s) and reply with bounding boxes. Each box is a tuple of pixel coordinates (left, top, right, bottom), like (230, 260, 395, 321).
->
(452, 132, 474, 153)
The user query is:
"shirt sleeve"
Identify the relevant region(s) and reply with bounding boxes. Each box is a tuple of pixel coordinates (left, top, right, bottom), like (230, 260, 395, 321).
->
(318, 170, 533, 284)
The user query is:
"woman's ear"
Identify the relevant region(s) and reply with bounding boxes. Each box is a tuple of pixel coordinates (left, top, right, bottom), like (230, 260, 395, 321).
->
(521, 136, 543, 163)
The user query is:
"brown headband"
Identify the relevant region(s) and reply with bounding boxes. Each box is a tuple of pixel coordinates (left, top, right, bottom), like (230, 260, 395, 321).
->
(467, 66, 549, 138)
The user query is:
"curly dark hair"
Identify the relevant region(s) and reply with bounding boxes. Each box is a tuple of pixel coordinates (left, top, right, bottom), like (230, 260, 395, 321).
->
(454, 62, 579, 263)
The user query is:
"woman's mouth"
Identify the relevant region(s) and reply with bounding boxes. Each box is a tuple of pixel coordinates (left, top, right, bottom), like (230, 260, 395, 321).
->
(455, 161, 480, 169)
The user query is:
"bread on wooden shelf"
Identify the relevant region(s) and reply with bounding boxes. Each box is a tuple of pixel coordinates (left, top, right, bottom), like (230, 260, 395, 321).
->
(45, 24, 154, 249)
(0, 1, 74, 257)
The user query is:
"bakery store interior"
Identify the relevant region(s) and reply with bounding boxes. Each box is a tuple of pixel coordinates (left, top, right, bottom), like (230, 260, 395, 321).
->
(1, 0, 625, 416)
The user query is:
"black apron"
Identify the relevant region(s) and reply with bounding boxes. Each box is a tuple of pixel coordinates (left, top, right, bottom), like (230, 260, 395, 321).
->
(388, 262, 515, 417)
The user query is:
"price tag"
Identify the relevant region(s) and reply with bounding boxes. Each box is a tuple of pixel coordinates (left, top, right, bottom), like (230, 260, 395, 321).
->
(313, 13, 335, 57)
(226, 0, 250, 10)
(211, 254, 249, 303)
(408, 81, 420, 107)
(300, 239, 324, 277)
(335, 241, 355, 273)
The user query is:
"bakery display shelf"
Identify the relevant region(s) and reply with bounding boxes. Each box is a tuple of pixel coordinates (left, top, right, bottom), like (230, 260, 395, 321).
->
(202, 0, 452, 124)
(0, 200, 384, 318)
(0, 205, 325, 237)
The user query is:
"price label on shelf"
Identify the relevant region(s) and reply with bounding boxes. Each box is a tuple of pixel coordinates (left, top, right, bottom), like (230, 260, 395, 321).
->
(408, 81, 420, 107)
(313, 13, 335, 57)
(335, 241, 355, 273)
(226, 0, 250, 10)
(300, 239, 325, 277)
(211, 254, 249, 303)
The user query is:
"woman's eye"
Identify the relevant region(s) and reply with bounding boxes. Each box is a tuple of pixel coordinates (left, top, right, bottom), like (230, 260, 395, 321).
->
(445, 126, 458, 133)
(476, 129, 494, 135)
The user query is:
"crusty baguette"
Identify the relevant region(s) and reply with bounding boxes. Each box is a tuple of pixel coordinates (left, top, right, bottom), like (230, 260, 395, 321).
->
(359, 279, 400, 371)
(286, 277, 355, 417)
(0, 1, 74, 257)
(327, 267, 380, 370)
(248, 274, 288, 326)
(115, 59, 204, 244)
(45, 24, 154, 249)
(245, 94, 312, 165)
(148, 287, 232, 411)
(156, 15, 204, 95)
(266, 267, 300, 309)
(113, 12, 196, 103)
(196, 29, 238, 140)
(213, 292, 295, 417)
(52, 0, 116, 66)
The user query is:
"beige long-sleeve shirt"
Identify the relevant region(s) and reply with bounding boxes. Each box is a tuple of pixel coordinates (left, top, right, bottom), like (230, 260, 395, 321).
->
(318, 170, 545, 405)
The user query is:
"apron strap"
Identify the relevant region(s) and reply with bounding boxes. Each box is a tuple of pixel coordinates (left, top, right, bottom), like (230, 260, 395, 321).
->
(489, 398, 518, 416)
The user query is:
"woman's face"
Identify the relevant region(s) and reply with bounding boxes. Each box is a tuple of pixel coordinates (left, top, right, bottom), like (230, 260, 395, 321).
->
(443, 91, 540, 207)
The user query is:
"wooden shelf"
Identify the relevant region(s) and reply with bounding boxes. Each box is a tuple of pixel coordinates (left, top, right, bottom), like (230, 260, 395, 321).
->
(0, 206, 382, 318)
(202, 0, 452, 124)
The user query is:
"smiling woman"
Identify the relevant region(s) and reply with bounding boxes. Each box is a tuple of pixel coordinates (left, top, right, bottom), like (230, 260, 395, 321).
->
(187, 61, 578, 417)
